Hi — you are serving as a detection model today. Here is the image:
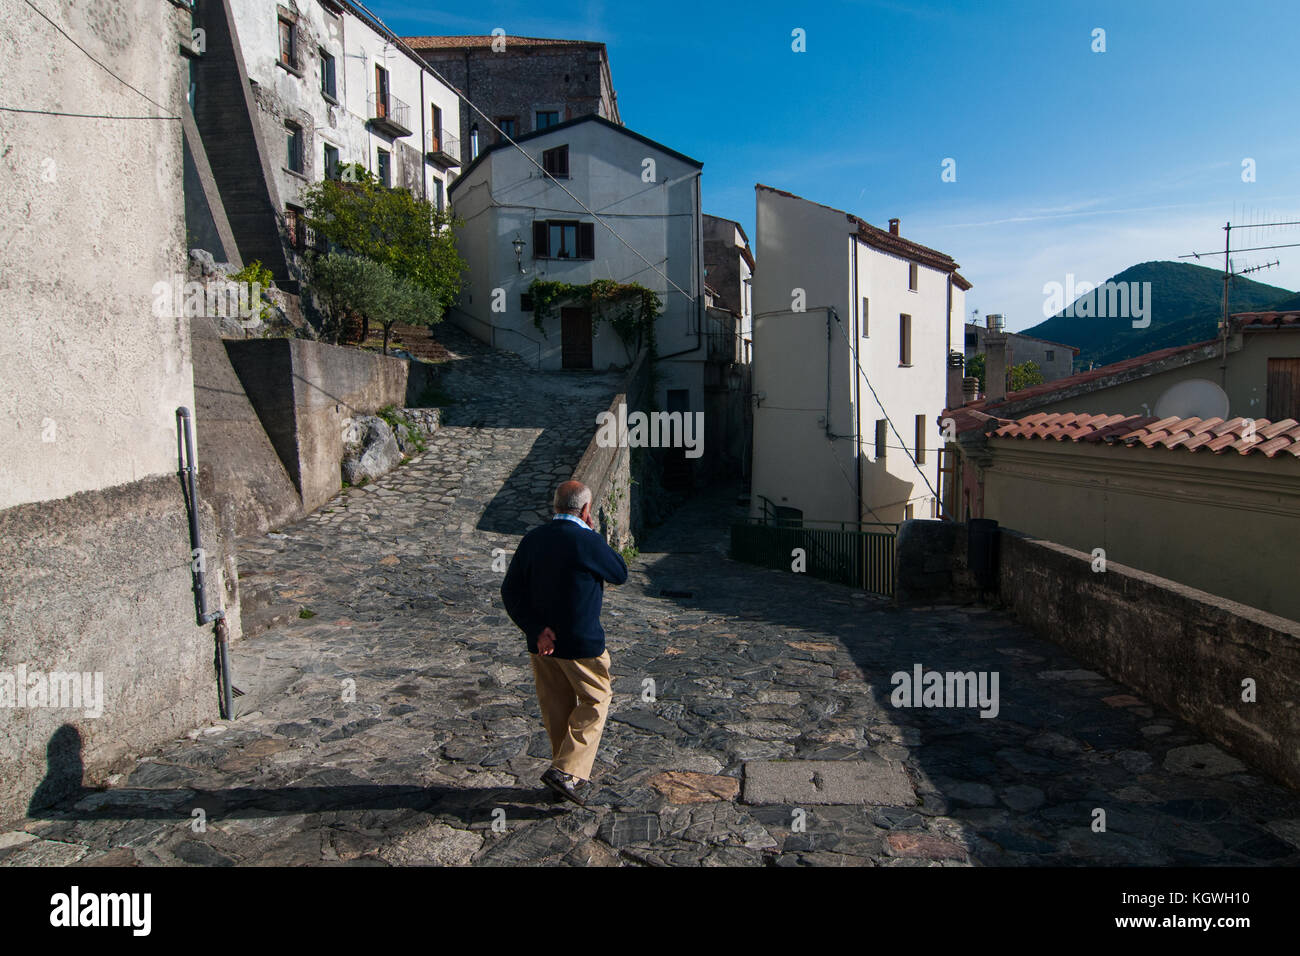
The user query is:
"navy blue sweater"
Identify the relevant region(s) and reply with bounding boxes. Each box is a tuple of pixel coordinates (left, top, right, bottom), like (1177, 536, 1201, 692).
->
(500, 516, 628, 659)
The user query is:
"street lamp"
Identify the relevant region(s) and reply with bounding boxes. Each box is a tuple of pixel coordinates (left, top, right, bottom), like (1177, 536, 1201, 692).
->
(512, 233, 527, 274)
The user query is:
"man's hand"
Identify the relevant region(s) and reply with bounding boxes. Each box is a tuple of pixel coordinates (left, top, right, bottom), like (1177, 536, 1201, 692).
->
(537, 627, 556, 656)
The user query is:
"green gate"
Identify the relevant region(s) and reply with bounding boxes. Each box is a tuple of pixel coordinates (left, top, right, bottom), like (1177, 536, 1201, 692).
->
(730, 517, 898, 597)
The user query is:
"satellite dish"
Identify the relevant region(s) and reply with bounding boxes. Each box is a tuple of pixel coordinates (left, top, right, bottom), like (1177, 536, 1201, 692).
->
(1153, 379, 1230, 420)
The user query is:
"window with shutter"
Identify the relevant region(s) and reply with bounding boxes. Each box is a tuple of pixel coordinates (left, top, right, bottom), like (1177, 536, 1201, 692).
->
(532, 221, 549, 258)
(542, 145, 569, 178)
(577, 222, 594, 259)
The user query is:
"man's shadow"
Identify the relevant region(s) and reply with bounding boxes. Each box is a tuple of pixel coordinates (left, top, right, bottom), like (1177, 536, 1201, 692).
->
(27, 724, 556, 826)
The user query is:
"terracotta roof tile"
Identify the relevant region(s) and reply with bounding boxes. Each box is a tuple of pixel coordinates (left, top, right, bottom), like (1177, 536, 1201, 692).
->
(984, 412, 1300, 459)
(1230, 311, 1300, 331)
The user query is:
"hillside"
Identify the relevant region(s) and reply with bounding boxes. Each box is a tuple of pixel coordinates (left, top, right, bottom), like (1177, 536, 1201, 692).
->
(1020, 261, 1294, 368)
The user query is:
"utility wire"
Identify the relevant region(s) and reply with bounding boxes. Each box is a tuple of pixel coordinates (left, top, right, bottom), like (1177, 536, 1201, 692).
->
(0, 105, 177, 120)
(18, 0, 178, 119)
(827, 308, 949, 518)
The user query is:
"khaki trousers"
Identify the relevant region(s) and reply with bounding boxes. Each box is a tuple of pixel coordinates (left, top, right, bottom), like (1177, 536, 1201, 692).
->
(529, 649, 612, 782)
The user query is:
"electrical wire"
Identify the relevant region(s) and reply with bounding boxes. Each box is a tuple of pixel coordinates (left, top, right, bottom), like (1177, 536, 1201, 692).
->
(17, 0, 179, 120)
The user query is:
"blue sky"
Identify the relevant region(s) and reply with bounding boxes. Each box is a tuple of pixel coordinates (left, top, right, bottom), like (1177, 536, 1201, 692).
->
(370, 0, 1300, 332)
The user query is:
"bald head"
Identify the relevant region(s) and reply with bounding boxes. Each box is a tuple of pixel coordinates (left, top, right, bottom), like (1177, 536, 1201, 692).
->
(554, 480, 592, 515)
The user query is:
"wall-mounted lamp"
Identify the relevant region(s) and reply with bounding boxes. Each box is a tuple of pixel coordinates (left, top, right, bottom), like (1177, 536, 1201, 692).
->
(512, 233, 528, 275)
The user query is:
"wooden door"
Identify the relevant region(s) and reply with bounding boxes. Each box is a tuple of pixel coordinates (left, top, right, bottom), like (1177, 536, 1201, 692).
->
(561, 308, 593, 369)
(1267, 358, 1300, 421)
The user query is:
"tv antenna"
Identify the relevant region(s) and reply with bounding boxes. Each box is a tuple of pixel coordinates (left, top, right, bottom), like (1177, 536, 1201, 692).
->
(1179, 220, 1297, 382)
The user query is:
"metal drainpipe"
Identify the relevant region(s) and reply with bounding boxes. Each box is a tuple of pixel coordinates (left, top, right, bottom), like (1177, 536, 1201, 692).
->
(177, 407, 234, 720)
(851, 238, 862, 524)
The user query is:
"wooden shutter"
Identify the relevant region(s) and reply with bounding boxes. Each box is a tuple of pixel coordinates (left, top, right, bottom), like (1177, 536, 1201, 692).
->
(1267, 358, 1300, 421)
(577, 222, 595, 259)
(532, 220, 548, 258)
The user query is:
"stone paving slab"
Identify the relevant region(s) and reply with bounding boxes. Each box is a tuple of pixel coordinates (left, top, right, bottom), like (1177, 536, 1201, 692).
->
(742, 759, 917, 807)
(5, 325, 1300, 867)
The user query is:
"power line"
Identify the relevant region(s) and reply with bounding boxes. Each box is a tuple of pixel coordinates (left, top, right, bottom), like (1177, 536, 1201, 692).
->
(0, 105, 178, 120)
(19, 0, 178, 120)
(827, 309, 949, 518)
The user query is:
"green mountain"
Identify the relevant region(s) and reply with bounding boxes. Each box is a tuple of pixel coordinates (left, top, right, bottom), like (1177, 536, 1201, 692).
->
(1020, 261, 1294, 368)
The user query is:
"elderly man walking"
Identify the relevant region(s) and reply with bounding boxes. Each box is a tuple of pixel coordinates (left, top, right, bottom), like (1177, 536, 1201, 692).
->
(500, 480, 628, 805)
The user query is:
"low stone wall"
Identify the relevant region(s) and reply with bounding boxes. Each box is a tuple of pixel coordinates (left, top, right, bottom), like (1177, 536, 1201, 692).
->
(573, 349, 650, 551)
(894, 519, 978, 604)
(192, 315, 302, 538)
(998, 530, 1300, 790)
(0, 475, 239, 824)
(224, 339, 410, 514)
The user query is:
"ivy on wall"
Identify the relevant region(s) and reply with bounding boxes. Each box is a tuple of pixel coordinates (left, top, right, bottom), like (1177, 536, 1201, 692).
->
(527, 278, 662, 359)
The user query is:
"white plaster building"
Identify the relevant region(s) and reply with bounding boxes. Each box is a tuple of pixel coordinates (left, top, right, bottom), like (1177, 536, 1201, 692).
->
(751, 185, 971, 526)
(218, 0, 461, 275)
(449, 115, 707, 412)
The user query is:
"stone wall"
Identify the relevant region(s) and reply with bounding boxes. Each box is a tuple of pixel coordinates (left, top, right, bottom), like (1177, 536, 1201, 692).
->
(574, 349, 651, 551)
(224, 339, 411, 514)
(0, 476, 240, 824)
(192, 315, 303, 538)
(997, 530, 1300, 790)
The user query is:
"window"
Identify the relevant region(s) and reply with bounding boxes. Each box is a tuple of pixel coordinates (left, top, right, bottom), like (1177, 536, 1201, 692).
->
(285, 205, 305, 251)
(374, 65, 390, 117)
(965, 331, 977, 346)
(433, 178, 444, 213)
(376, 147, 391, 187)
(323, 142, 340, 180)
(899, 314, 912, 366)
(908, 262, 918, 291)
(905, 503, 915, 520)
(536, 110, 560, 130)
(496, 116, 517, 141)
(470, 123, 479, 160)
(532, 219, 594, 259)
(319, 49, 336, 99)
(285, 122, 303, 173)
(1045, 349, 1055, 362)
(430, 104, 443, 150)
(876, 419, 888, 460)
(542, 145, 569, 178)
(861, 296, 869, 336)
(915, 414, 926, 464)
(278, 17, 297, 70)
(520, 293, 534, 311)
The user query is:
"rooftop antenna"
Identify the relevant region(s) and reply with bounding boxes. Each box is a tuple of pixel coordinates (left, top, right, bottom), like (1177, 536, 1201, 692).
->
(1179, 220, 1298, 384)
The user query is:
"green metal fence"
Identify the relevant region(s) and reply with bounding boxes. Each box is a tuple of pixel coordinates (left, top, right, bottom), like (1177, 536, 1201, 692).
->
(730, 517, 898, 597)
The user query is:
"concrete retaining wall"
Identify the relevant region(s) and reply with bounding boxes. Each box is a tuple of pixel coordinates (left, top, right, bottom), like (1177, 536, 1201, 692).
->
(224, 339, 410, 513)
(0, 476, 239, 824)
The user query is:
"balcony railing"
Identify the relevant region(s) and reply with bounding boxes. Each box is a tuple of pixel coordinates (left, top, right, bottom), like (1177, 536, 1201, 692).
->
(369, 91, 411, 138)
(425, 129, 461, 168)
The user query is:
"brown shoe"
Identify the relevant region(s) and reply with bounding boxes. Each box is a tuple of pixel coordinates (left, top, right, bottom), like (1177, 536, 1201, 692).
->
(541, 767, 588, 807)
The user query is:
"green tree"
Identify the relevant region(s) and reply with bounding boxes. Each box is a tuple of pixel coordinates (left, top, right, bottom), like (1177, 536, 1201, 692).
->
(308, 252, 377, 343)
(1008, 360, 1045, 392)
(964, 354, 1044, 394)
(301, 162, 464, 315)
(373, 269, 441, 356)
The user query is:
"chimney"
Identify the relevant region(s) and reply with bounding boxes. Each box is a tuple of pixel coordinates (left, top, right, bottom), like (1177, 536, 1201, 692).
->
(985, 313, 1004, 332)
(947, 350, 965, 408)
(888, 218, 900, 235)
(962, 376, 980, 403)
(985, 332, 1009, 402)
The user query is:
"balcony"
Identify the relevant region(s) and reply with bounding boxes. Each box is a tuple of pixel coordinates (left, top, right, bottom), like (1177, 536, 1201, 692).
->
(425, 129, 461, 169)
(369, 91, 411, 138)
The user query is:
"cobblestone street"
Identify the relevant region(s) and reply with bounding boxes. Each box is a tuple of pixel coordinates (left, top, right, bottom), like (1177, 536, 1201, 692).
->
(4, 330, 1299, 868)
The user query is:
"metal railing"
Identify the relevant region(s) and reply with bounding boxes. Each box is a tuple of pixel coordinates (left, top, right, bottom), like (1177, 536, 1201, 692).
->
(731, 513, 898, 596)
(425, 129, 460, 163)
(371, 91, 411, 132)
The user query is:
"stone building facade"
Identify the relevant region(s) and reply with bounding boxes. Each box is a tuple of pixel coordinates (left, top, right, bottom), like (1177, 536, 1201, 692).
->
(0, 0, 241, 823)
(404, 35, 620, 164)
